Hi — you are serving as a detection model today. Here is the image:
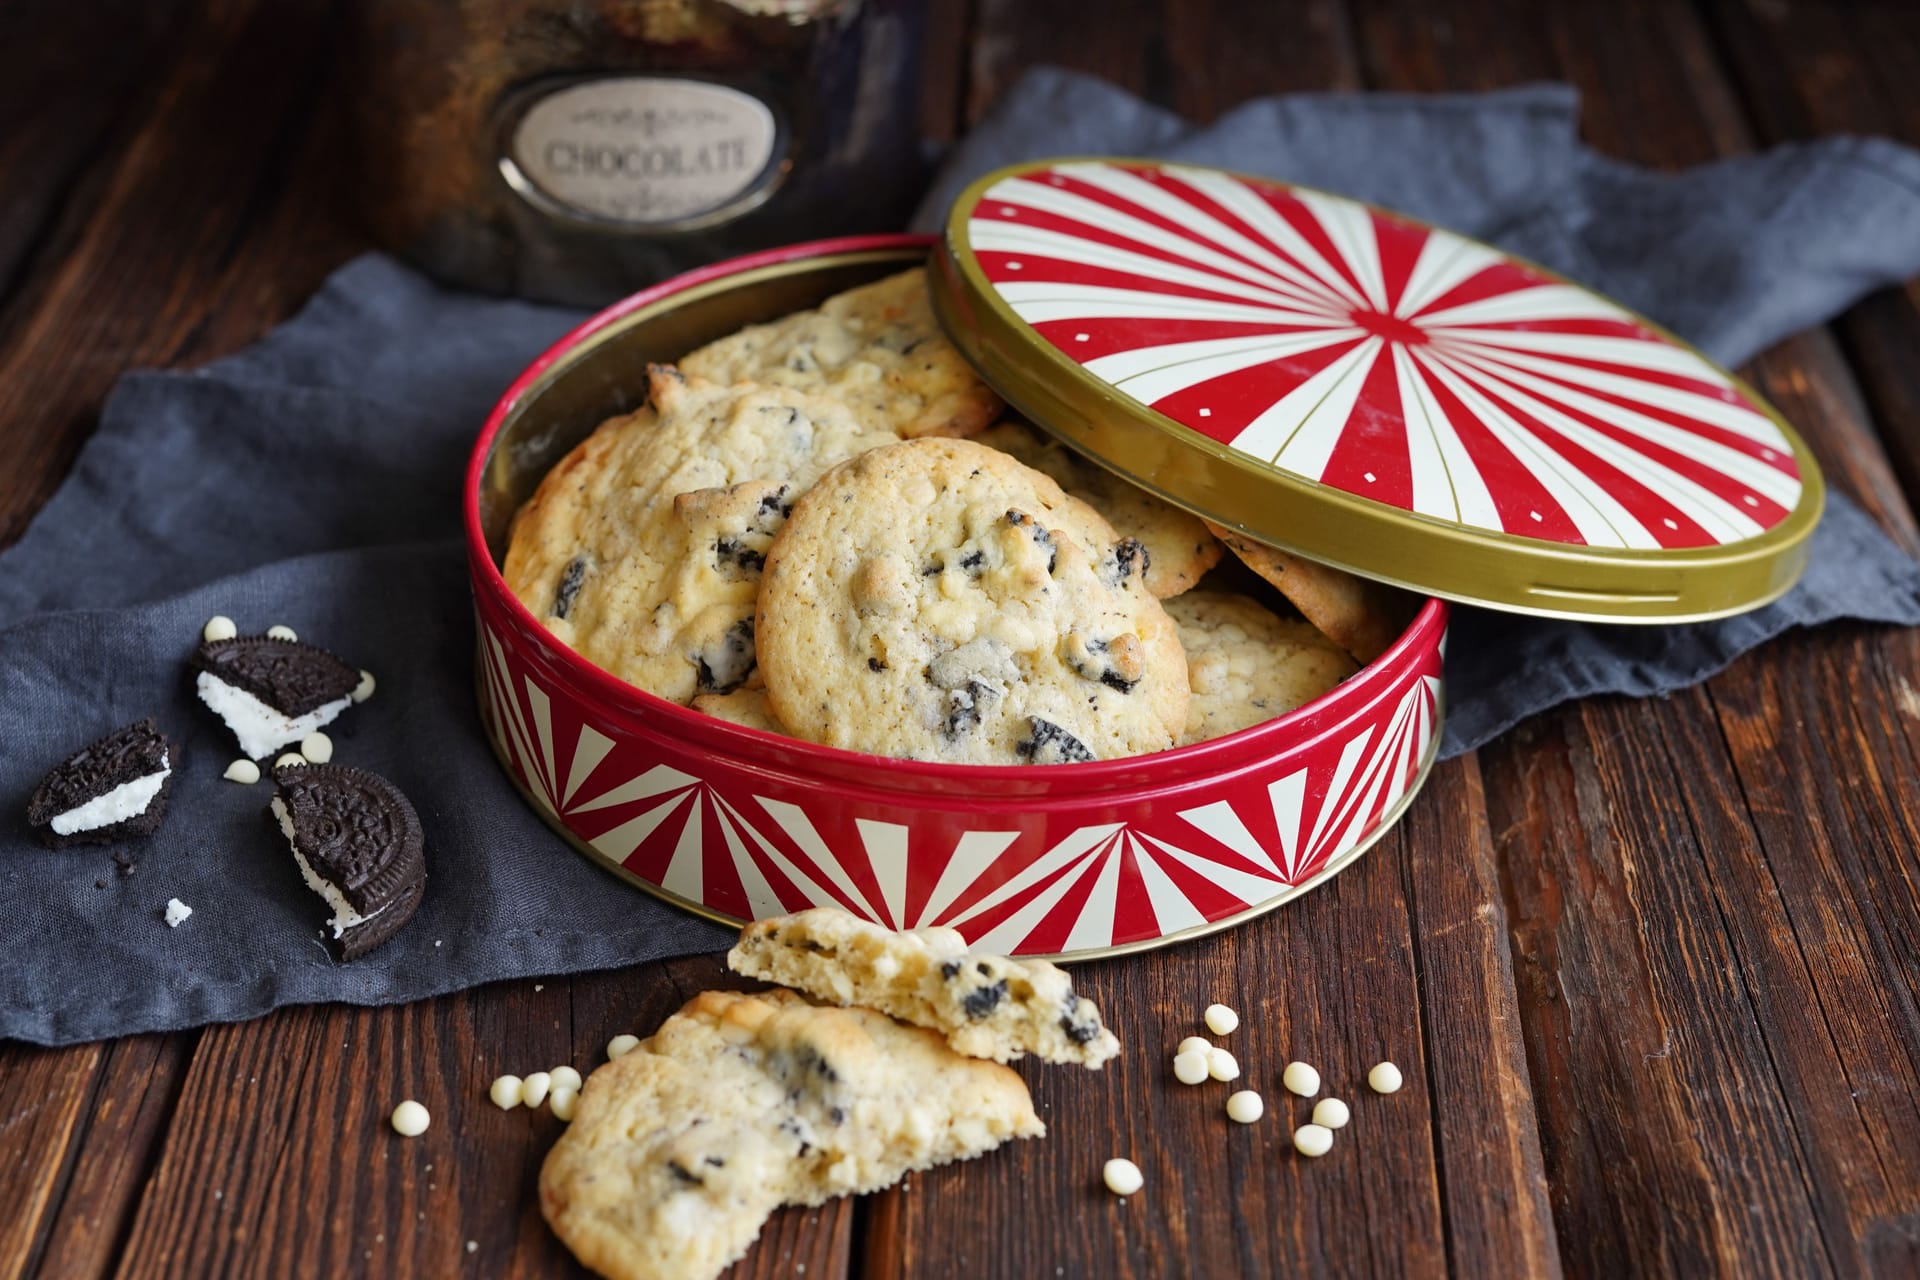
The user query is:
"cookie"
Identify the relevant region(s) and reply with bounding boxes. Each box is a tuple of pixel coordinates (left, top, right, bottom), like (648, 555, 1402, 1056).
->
(1165, 591, 1359, 743)
(1204, 522, 1407, 663)
(27, 718, 174, 849)
(539, 989, 1042, 1280)
(974, 421, 1221, 597)
(729, 908, 1119, 1067)
(680, 268, 1001, 439)
(690, 687, 785, 734)
(503, 368, 903, 703)
(190, 636, 361, 759)
(756, 437, 1190, 763)
(268, 763, 426, 960)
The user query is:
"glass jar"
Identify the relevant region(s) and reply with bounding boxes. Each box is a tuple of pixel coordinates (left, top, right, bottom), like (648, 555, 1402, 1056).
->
(348, 0, 929, 305)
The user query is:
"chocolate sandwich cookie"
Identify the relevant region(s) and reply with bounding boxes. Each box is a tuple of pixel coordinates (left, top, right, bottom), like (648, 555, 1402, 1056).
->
(27, 718, 175, 849)
(191, 635, 361, 759)
(268, 763, 426, 961)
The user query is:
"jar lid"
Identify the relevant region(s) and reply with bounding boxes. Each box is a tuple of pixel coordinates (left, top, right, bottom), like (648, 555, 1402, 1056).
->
(930, 157, 1824, 622)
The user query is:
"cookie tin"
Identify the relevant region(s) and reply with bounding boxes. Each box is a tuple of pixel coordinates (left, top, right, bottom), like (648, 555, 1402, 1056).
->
(466, 234, 1447, 959)
(931, 158, 1825, 622)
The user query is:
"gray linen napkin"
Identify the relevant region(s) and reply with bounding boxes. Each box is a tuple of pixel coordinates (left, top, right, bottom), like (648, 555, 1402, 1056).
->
(5, 72, 1920, 1045)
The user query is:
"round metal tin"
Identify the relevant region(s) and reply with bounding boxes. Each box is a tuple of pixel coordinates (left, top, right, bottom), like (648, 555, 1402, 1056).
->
(932, 157, 1825, 622)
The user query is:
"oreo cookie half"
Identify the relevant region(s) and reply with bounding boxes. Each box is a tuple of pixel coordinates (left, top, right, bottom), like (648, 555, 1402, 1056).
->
(27, 718, 175, 849)
(269, 764, 426, 961)
(191, 636, 360, 759)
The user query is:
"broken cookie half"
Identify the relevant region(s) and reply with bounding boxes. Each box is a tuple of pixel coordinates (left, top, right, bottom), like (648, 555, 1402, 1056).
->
(27, 718, 174, 849)
(191, 634, 362, 759)
(729, 907, 1120, 1068)
(269, 763, 425, 960)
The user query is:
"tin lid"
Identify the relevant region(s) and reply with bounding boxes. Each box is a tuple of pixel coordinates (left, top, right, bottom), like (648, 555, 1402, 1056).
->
(930, 157, 1824, 622)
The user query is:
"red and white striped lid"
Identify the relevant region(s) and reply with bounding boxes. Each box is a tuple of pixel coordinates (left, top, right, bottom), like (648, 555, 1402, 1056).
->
(932, 158, 1824, 622)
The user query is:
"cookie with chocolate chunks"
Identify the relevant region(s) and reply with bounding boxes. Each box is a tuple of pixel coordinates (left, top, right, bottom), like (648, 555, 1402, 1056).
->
(27, 718, 175, 849)
(268, 763, 425, 961)
(191, 635, 361, 759)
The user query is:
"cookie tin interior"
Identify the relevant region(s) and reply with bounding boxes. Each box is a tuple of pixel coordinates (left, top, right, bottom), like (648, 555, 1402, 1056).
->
(931, 157, 1826, 623)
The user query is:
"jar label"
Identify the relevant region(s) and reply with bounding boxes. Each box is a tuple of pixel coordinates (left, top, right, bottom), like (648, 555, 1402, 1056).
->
(509, 79, 781, 227)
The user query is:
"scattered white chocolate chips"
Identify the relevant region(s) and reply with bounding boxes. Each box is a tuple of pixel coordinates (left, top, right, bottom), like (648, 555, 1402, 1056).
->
(352, 670, 376, 703)
(223, 759, 261, 785)
(551, 1065, 583, 1093)
(1282, 1061, 1322, 1097)
(1206, 1047, 1240, 1082)
(390, 1100, 430, 1137)
(1312, 1097, 1351, 1130)
(488, 1075, 523, 1110)
(1172, 1050, 1211, 1085)
(1204, 1003, 1239, 1036)
(549, 1086, 579, 1122)
(607, 1034, 640, 1060)
(274, 752, 307, 770)
(519, 1071, 552, 1109)
(164, 898, 192, 927)
(1292, 1123, 1333, 1158)
(1177, 1035, 1212, 1057)
(1102, 1157, 1144, 1197)
(1369, 1061, 1404, 1094)
(300, 731, 334, 764)
(1225, 1090, 1264, 1124)
(202, 615, 238, 643)
(267, 624, 298, 642)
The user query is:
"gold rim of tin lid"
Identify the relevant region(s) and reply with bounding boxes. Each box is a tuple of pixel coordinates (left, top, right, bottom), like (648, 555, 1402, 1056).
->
(930, 157, 1825, 623)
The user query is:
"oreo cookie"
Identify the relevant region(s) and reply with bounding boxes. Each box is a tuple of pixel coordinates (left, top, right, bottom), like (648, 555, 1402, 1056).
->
(27, 718, 174, 849)
(190, 635, 360, 759)
(269, 763, 426, 961)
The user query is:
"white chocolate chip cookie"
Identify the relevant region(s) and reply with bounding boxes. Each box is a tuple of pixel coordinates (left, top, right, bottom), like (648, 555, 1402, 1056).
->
(756, 437, 1190, 763)
(729, 907, 1120, 1067)
(1166, 590, 1359, 742)
(502, 368, 902, 703)
(680, 268, 1002, 439)
(539, 989, 1041, 1280)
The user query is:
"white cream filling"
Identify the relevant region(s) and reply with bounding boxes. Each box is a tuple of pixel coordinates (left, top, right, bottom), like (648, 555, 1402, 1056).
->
(51, 753, 170, 835)
(197, 673, 351, 759)
(272, 796, 389, 939)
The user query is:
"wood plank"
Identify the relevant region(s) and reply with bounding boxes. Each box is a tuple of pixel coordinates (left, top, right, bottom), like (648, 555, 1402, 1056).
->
(0, 0, 357, 551)
(0, 1043, 105, 1278)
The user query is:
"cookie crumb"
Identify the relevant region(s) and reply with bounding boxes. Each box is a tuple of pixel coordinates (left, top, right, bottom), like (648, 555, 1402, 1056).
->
(114, 850, 138, 878)
(1102, 1157, 1143, 1196)
(203, 615, 237, 643)
(164, 898, 192, 927)
(390, 1100, 430, 1136)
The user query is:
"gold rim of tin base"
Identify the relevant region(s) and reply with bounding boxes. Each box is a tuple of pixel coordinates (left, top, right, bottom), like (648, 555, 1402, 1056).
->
(479, 674, 1446, 964)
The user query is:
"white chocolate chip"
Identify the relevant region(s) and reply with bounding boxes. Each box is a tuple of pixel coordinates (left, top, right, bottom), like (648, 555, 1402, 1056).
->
(266, 625, 298, 642)
(1102, 1157, 1143, 1196)
(488, 1075, 522, 1110)
(1368, 1061, 1404, 1094)
(164, 898, 192, 927)
(1282, 1061, 1321, 1097)
(607, 1034, 640, 1060)
(1177, 1035, 1212, 1057)
(549, 1086, 579, 1122)
(1313, 1098, 1351, 1129)
(1172, 1050, 1211, 1085)
(1206, 1047, 1240, 1082)
(274, 752, 307, 770)
(300, 731, 334, 763)
(202, 615, 237, 643)
(519, 1071, 552, 1108)
(1225, 1090, 1264, 1123)
(223, 759, 261, 785)
(1204, 1003, 1239, 1036)
(390, 1100, 430, 1137)
(352, 670, 376, 703)
(551, 1065, 583, 1093)
(1293, 1123, 1333, 1158)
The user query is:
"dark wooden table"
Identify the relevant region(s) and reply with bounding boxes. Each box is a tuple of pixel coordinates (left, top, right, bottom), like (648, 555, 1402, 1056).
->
(7, 1, 1920, 1276)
